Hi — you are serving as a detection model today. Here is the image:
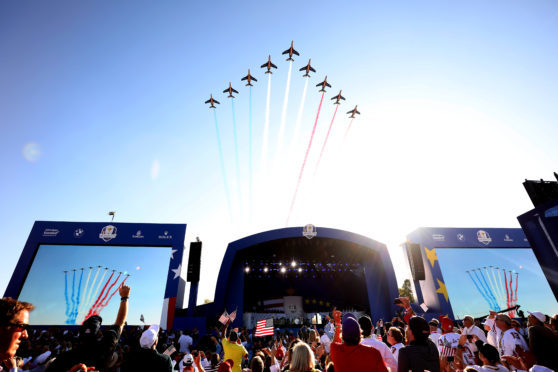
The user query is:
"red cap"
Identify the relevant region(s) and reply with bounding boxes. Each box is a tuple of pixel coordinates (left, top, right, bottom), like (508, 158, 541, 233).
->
(439, 315, 454, 331)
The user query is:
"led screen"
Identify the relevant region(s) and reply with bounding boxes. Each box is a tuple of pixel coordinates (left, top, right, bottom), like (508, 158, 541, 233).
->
(18, 244, 171, 325)
(437, 248, 558, 318)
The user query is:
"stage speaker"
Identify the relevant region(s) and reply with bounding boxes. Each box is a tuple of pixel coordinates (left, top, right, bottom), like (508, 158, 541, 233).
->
(523, 175, 558, 207)
(187, 241, 202, 283)
(406, 243, 425, 281)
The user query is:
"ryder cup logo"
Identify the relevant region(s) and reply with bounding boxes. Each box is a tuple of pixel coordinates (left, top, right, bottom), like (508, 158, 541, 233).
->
(99, 225, 117, 242)
(302, 224, 317, 239)
(477, 230, 492, 245)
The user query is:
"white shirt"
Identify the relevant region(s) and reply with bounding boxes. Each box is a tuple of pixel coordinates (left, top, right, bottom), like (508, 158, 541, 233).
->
(429, 329, 441, 346)
(178, 334, 193, 353)
(484, 318, 501, 348)
(389, 342, 404, 362)
(361, 336, 397, 372)
(468, 364, 510, 372)
(437, 332, 461, 357)
(497, 328, 528, 357)
(320, 333, 331, 353)
(462, 325, 488, 352)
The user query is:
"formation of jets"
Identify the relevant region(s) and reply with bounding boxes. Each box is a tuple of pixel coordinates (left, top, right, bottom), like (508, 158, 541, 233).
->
(205, 41, 359, 118)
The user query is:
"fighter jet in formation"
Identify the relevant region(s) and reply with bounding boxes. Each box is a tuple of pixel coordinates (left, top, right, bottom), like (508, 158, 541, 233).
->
(331, 90, 345, 104)
(260, 55, 278, 74)
(223, 82, 239, 98)
(347, 105, 360, 118)
(205, 94, 220, 108)
(299, 59, 316, 77)
(241, 69, 258, 86)
(282, 41, 300, 61)
(316, 76, 332, 92)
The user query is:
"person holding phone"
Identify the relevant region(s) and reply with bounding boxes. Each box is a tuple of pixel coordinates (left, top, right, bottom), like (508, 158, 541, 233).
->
(462, 315, 487, 355)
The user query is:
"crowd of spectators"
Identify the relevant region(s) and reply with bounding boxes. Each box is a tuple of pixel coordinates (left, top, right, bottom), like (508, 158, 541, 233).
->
(2, 291, 558, 372)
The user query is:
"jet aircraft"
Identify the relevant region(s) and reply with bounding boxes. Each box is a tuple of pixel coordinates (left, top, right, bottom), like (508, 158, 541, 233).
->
(260, 55, 278, 74)
(223, 82, 239, 98)
(205, 94, 220, 108)
(241, 69, 258, 86)
(316, 76, 332, 92)
(299, 59, 316, 77)
(282, 41, 300, 61)
(331, 90, 345, 104)
(347, 105, 360, 118)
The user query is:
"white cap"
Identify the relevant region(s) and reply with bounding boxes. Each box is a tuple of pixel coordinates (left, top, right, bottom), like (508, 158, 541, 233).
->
(528, 311, 546, 323)
(139, 324, 160, 348)
(182, 354, 194, 365)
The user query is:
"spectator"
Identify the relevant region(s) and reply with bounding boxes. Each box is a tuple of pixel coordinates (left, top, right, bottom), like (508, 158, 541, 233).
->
(494, 314, 528, 358)
(483, 312, 500, 348)
(329, 311, 387, 372)
(46, 284, 131, 372)
(386, 327, 404, 362)
(220, 323, 247, 372)
(436, 315, 461, 370)
(466, 340, 509, 372)
(428, 319, 441, 346)
(122, 324, 172, 372)
(462, 315, 487, 357)
(0, 297, 34, 371)
(526, 311, 558, 370)
(284, 343, 319, 372)
(179, 330, 194, 354)
(318, 329, 331, 354)
(397, 316, 440, 372)
(358, 316, 397, 371)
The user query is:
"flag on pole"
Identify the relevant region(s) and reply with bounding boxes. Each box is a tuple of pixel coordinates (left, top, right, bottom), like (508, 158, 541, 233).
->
(229, 308, 237, 322)
(218, 310, 229, 325)
(255, 318, 274, 337)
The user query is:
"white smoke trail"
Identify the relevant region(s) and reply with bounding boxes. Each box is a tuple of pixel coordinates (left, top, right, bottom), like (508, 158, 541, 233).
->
(290, 78, 309, 155)
(275, 60, 293, 167)
(483, 267, 500, 309)
(261, 74, 272, 175)
(77, 266, 100, 323)
(82, 268, 108, 321)
(76, 267, 92, 320)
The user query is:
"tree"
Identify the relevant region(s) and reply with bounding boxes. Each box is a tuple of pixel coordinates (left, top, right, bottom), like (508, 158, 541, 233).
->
(398, 279, 415, 302)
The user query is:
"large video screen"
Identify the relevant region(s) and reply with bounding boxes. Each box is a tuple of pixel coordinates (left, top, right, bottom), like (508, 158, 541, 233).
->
(437, 248, 558, 318)
(18, 244, 171, 325)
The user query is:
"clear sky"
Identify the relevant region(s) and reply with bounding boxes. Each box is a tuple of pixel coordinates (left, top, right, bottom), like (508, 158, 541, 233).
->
(18, 244, 171, 325)
(2, 0, 558, 309)
(437, 248, 558, 318)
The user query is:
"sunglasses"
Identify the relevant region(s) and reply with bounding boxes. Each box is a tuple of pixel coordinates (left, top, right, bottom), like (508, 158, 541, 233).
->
(4, 323, 30, 332)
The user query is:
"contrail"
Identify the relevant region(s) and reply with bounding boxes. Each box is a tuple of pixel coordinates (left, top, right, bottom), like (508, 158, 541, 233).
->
(275, 60, 293, 165)
(248, 86, 253, 219)
(467, 270, 492, 309)
(315, 104, 339, 174)
(70, 270, 76, 322)
(483, 267, 499, 309)
(261, 74, 272, 174)
(95, 275, 129, 316)
(478, 267, 500, 310)
(231, 98, 242, 217)
(64, 271, 70, 318)
(77, 267, 91, 319)
(213, 110, 233, 221)
(69, 269, 84, 324)
(92, 272, 121, 315)
(290, 78, 309, 154)
(83, 267, 108, 321)
(86, 270, 115, 319)
(504, 269, 510, 309)
(77, 267, 95, 324)
(344, 118, 355, 140)
(286, 91, 326, 225)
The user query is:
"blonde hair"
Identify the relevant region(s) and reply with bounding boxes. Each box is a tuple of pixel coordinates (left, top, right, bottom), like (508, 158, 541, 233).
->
(289, 342, 314, 372)
(308, 329, 319, 344)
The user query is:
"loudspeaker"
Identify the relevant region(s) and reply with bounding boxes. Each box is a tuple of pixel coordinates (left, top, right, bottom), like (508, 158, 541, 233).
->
(523, 177, 558, 208)
(406, 243, 425, 281)
(187, 241, 202, 283)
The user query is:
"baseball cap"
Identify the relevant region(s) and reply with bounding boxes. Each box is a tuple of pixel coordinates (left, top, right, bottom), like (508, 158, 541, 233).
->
(463, 315, 474, 322)
(341, 317, 361, 340)
(495, 314, 512, 325)
(342, 313, 357, 323)
(183, 354, 194, 366)
(428, 318, 439, 327)
(80, 315, 102, 340)
(528, 311, 546, 323)
(439, 315, 454, 331)
(139, 324, 160, 348)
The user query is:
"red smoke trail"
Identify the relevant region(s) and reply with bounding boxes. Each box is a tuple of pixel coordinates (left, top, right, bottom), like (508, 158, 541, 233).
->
(504, 270, 510, 310)
(315, 105, 339, 174)
(344, 118, 354, 140)
(286, 92, 325, 225)
(93, 276, 129, 316)
(85, 271, 114, 319)
(91, 272, 121, 315)
(513, 272, 519, 304)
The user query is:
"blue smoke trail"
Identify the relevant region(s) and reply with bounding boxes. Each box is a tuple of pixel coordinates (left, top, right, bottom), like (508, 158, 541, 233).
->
(213, 110, 233, 220)
(70, 269, 84, 324)
(231, 99, 242, 217)
(248, 86, 253, 219)
(479, 268, 501, 310)
(467, 271, 493, 308)
(70, 270, 76, 323)
(64, 271, 70, 318)
(473, 269, 498, 310)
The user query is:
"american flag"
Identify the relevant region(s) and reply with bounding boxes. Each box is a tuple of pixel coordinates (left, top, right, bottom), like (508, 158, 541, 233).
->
(439, 334, 459, 357)
(255, 318, 274, 337)
(218, 310, 229, 325)
(229, 309, 237, 322)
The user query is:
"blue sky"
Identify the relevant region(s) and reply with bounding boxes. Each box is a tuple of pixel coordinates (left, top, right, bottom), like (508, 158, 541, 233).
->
(2, 0, 558, 308)
(437, 248, 558, 318)
(19, 244, 171, 325)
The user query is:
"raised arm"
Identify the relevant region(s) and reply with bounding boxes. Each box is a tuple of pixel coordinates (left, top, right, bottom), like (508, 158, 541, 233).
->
(115, 285, 130, 333)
